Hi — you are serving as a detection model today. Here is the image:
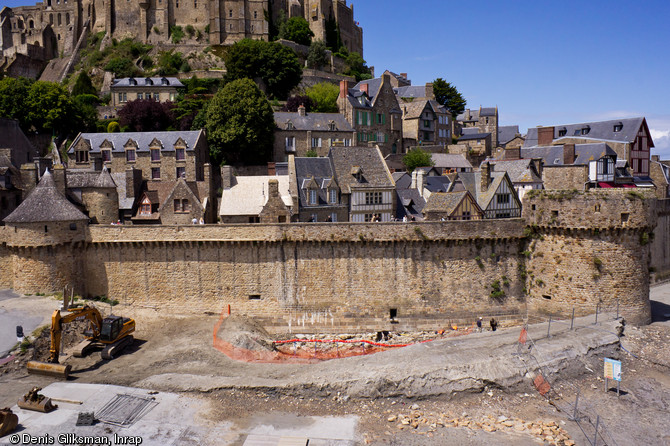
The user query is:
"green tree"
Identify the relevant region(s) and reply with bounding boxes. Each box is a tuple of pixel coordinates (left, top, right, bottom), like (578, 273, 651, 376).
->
(26, 81, 80, 135)
(107, 121, 120, 133)
(156, 50, 185, 75)
(279, 17, 314, 46)
(204, 78, 274, 165)
(305, 82, 339, 113)
(306, 40, 329, 70)
(343, 52, 372, 82)
(224, 39, 302, 100)
(432, 78, 466, 117)
(403, 148, 434, 172)
(71, 71, 97, 97)
(0, 77, 33, 130)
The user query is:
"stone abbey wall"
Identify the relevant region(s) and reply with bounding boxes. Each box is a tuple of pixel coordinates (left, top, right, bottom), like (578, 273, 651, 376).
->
(0, 191, 658, 329)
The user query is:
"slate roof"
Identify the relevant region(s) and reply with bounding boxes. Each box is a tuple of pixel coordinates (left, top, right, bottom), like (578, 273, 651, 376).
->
(423, 175, 454, 193)
(67, 167, 117, 189)
(423, 191, 469, 214)
(396, 188, 425, 220)
(4, 170, 88, 223)
(294, 157, 340, 208)
(480, 107, 497, 117)
(395, 86, 427, 99)
(458, 132, 490, 141)
(485, 159, 542, 184)
(69, 130, 203, 154)
(110, 172, 134, 210)
(461, 127, 482, 135)
(111, 77, 184, 88)
(523, 118, 647, 147)
(521, 143, 617, 166)
(354, 78, 383, 100)
(219, 176, 292, 216)
(456, 110, 479, 122)
(431, 154, 473, 170)
(401, 100, 430, 119)
(498, 126, 520, 146)
(274, 112, 353, 132)
(392, 172, 411, 189)
(329, 146, 394, 193)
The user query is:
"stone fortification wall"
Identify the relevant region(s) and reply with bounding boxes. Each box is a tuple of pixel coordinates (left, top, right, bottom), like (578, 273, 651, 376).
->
(650, 198, 670, 282)
(523, 190, 655, 325)
(0, 190, 657, 329)
(82, 224, 528, 328)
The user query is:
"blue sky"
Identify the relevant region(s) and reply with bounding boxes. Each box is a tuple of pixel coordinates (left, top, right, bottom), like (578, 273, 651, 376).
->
(352, 0, 670, 156)
(2, 0, 668, 155)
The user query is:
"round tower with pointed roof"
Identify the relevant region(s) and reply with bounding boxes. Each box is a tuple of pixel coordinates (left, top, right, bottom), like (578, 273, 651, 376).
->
(3, 169, 89, 295)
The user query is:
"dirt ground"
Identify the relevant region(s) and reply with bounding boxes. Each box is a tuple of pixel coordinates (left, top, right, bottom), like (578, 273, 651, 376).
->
(1, 295, 669, 446)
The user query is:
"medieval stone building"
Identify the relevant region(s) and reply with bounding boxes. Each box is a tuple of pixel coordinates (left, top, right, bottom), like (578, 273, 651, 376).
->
(1, 0, 362, 77)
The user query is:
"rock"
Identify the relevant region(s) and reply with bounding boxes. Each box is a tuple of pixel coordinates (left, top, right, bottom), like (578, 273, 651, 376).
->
(412, 411, 421, 419)
(565, 441, 575, 446)
(483, 425, 497, 432)
(387, 415, 397, 422)
(502, 420, 514, 427)
(497, 416, 508, 422)
(410, 404, 419, 410)
(401, 418, 410, 425)
(410, 421, 419, 429)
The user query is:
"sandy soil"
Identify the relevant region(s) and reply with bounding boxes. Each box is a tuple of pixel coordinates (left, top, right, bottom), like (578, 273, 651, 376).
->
(1, 295, 668, 446)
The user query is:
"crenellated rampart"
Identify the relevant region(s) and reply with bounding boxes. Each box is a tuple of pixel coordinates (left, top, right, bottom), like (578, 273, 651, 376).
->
(0, 190, 658, 329)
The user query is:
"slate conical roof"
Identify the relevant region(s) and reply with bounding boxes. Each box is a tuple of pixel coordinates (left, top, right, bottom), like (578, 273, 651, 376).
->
(94, 166, 117, 188)
(3, 170, 88, 223)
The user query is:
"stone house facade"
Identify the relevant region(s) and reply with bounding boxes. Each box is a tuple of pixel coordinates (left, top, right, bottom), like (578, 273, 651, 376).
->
(399, 99, 451, 149)
(110, 77, 184, 107)
(132, 177, 209, 225)
(274, 106, 355, 161)
(456, 107, 499, 148)
(423, 190, 483, 221)
(288, 154, 348, 222)
(328, 145, 395, 222)
(67, 130, 210, 183)
(337, 74, 404, 156)
(524, 117, 653, 179)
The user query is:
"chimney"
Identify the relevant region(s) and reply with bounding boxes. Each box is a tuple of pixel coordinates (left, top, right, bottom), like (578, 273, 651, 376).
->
(360, 82, 369, 96)
(411, 169, 417, 189)
(563, 143, 576, 165)
(503, 146, 520, 160)
(400, 73, 408, 80)
(339, 80, 351, 99)
(222, 165, 235, 189)
(20, 163, 38, 199)
(425, 83, 434, 100)
(125, 167, 142, 199)
(481, 162, 491, 192)
(537, 126, 555, 146)
(651, 155, 659, 162)
(297, 104, 306, 117)
(416, 169, 425, 196)
(268, 178, 280, 198)
(52, 164, 67, 196)
(267, 162, 276, 175)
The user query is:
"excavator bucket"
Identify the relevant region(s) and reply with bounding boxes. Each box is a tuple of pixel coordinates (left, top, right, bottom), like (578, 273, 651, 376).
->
(17, 387, 58, 413)
(26, 361, 72, 379)
(0, 408, 19, 437)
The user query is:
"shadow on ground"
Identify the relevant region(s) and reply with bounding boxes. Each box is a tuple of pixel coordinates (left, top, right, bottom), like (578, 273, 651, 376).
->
(650, 299, 670, 323)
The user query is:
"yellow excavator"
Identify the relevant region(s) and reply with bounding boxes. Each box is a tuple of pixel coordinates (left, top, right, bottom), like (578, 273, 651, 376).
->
(27, 305, 135, 379)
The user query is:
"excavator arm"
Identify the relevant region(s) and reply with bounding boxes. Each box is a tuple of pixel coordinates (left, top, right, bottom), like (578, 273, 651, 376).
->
(48, 306, 104, 363)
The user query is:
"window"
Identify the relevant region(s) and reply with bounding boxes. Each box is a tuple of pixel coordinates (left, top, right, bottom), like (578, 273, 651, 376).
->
(364, 213, 374, 222)
(285, 121, 294, 130)
(140, 197, 151, 215)
(311, 137, 322, 148)
(156, 93, 161, 101)
(151, 149, 160, 161)
(329, 189, 337, 204)
(581, 127, 590, 135)
(229, 9, 232, 17)
(344, 139, 351, 147)
(462, 211, 471, 221)
(75, 150, 89, 163)
(174, 199, 189, 213)
(102, 150, 111, 162)
(330, 213, 337, 222)
(424, 120, 431, 128)
(285, 137, 295, 151)
(365, 192, 383, 205)
(176, 166, 186, 178)
(309, 189, 317, 205)
(254, 11, 257, 18)
(169, 93, 174, 101)
(377, 113, 385, 124)
(329, 121, 336, 131)
(496, 193, 510, 204)
(558, 128, 567, 137)
(175, 148, 185, 160)
(614, 124, 623, 132)
(151, 167, 160, 179)
(138, 93, 143, 100)
(126, 149, 136, 162)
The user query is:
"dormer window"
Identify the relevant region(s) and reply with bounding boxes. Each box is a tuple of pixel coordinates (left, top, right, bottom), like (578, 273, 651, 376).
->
(614, 123, 623, 132)
(581, 126, 590, 135)
(140, 196, 151, 215)
(285, 121, 294, 130)
(328, 121, 336, 131)
(309, 189, 317, 205)
(129, 77, 137, 86)
(102, 149, 111, 162)
(75, 149, 89, 163)
(161, 77, 169, 86)
(175, 147, 185, 160)
(126, 148, 136, 162)
(145, 77, 153, 86)
(151, 148, 160, 161)
(558, 128, 567, 137)
(351, 166, 362, 182)
(329, 189, 337, 204)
